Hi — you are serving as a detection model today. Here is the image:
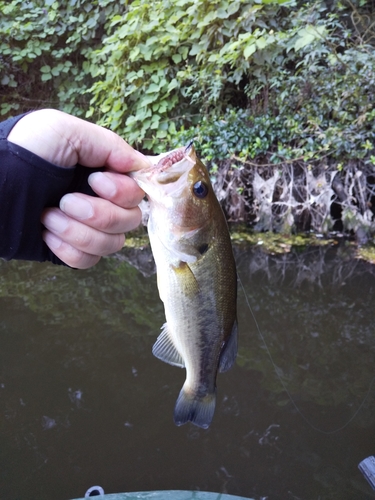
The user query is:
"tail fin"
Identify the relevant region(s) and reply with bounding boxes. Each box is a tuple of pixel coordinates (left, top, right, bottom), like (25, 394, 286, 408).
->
(173, 387, 216, 429)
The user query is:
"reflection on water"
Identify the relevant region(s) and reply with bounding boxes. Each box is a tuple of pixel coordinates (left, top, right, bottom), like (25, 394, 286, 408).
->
(0, 244, 375, 500)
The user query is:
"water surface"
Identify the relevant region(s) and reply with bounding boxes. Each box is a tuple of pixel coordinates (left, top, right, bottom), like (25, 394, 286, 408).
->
(0, 243, 374, 500)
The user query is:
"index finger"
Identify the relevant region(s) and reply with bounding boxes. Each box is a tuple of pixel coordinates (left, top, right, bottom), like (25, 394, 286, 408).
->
(60, 111, 151, 172)
(8, 109, 151, 172)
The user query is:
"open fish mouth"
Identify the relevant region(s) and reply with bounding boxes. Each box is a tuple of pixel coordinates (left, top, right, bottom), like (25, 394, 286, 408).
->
(156, 144, 188, 171)
(144, 143, 194, 178)
(154, 148, 194, 185)
(131, 143, 197, 196)
(156, 140, 194, 170)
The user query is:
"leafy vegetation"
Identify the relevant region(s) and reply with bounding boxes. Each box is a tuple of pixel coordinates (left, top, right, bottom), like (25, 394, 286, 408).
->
(0, 0, 122, 117)
(1, 0, 375, 234)
(1, 0, 374, 153)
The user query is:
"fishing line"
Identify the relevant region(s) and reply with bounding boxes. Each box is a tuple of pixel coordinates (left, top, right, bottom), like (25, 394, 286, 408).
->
(238, 276, 375, 435)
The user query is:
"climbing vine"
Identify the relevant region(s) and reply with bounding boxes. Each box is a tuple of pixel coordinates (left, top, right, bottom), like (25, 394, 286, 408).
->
(1, 0, 375, 235)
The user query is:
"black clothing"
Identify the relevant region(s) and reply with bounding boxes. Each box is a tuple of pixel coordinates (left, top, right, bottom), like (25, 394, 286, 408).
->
(0, 113, 100, 265)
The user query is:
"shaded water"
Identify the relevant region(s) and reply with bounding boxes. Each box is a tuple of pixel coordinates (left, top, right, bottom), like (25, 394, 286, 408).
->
(0, 243, 375, 500)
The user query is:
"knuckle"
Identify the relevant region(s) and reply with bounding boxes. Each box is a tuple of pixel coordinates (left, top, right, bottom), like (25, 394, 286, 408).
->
(115, 233, 126, 251)
(65, 223, 125, 256)
(68, 252, 101, 269)
(125, 207, 142, 231)
(126, 185, 144, 207)
(100, 208, 118, 232)
(99, 233, 125, 256)
(74, 225, 95, 251)
(53, 242, 100, 269)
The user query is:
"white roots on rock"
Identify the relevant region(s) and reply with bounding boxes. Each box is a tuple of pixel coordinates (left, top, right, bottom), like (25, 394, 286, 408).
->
(214, 159, 375, 240)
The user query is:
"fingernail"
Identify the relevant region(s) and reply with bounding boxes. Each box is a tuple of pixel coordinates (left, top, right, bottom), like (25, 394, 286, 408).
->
(60, 193, 94, 220)
(88, 172, 117, 198)
(43, 231, 63, 250)
(42, 210, 69, 233)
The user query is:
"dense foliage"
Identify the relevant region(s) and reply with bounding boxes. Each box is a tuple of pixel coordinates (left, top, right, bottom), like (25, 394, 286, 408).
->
(0, 0, 120, 117)
(1, 0, 375, 234)
(2, 0, 373, 154)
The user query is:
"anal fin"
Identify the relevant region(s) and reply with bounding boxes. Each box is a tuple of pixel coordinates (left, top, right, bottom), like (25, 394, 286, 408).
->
(152, 323, 185, 368)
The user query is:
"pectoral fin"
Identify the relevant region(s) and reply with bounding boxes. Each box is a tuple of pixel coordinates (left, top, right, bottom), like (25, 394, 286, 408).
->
(218, 320, 238, 373)
(172, 261, 200, 297)
(152, 323, 185, 368)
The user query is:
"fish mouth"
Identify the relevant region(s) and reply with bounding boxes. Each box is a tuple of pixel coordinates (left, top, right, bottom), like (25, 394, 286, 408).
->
(131, 143, 196, 196)
(151, 143, 194, 183)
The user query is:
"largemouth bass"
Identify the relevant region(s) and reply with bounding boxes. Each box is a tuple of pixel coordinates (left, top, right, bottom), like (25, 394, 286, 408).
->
(131, 145, 237, 429)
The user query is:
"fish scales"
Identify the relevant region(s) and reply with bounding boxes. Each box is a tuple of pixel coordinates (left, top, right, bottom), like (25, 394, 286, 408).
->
(131, 145, 237, 428)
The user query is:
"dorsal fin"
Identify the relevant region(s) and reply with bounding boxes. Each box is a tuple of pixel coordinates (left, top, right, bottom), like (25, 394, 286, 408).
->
(152, 323, 185, 368)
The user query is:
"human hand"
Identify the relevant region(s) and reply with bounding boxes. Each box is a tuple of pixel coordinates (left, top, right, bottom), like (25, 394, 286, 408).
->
(7, 109, 149, 268)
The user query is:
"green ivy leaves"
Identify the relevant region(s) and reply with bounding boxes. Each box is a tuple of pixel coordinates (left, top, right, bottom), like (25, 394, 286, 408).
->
(0, 0, 121, 117)
(86, 0, 301, 150)
(0, 0, 374, 165)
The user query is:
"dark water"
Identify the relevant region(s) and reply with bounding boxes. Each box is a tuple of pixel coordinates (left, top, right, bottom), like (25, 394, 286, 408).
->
(1, 243, 375, 500)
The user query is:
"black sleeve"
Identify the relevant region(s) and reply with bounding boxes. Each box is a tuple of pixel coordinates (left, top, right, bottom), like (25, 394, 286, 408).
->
(0, 113, 103, 265)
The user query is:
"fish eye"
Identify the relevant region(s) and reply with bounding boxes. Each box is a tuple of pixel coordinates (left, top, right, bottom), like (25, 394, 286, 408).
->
(193, 181, 209, 198)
